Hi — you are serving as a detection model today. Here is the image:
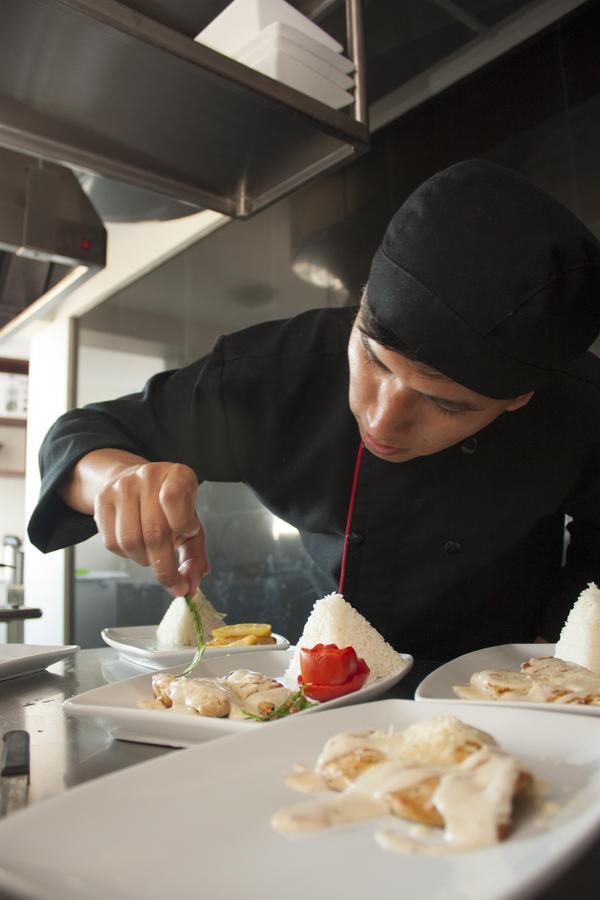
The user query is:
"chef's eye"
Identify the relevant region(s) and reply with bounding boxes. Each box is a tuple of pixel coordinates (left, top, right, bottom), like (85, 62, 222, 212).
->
(423, 395, 463, 416)
(360, 334, 390, 373)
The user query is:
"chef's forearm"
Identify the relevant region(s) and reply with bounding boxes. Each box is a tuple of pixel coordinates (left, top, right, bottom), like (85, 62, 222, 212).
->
(58, 448, 148, 515)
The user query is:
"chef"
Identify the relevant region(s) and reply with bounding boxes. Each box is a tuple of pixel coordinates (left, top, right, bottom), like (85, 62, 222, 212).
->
(28, 160, 600, 660)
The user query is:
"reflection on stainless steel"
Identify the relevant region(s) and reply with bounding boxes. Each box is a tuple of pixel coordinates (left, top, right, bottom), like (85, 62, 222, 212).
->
(0, 730, 30, 816)
(0, 652, 171, 805)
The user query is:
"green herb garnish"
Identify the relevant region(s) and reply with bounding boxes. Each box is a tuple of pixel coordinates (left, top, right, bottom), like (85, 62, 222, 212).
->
(241, 684, 317, 721)
(177, 594, 206, 677)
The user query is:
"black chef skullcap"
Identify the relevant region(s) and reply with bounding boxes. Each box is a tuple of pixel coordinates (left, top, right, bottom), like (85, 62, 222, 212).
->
(367, 159, 600, 398)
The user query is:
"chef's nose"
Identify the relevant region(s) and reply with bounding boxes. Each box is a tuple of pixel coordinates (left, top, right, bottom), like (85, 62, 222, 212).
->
(365, 379, 418, 434)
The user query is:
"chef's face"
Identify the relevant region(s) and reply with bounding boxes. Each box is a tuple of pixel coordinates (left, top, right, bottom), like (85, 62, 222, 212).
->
(348, 309, 534, 463)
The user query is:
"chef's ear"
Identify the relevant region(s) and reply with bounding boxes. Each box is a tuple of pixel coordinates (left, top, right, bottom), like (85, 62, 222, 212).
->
(505, 391, 535, 412)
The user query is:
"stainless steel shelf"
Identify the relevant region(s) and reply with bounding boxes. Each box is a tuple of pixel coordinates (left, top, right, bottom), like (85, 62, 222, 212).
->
(0, 0, 369, 217)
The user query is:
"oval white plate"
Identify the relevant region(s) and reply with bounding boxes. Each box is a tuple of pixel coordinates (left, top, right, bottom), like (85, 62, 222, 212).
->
(415, 643, 600, 716)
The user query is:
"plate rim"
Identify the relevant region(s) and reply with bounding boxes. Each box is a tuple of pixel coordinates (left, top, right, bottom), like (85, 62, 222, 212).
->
(101, 625, 290, 660)
(0, 643, 79, 682)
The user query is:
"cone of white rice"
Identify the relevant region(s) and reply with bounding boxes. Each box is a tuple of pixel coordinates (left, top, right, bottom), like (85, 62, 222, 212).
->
(155, 588, 225, 648)
(554, 582, 600, 673)
(283, 592, 407, 687)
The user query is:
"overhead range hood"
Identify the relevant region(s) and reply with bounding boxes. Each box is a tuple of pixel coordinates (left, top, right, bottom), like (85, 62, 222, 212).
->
(0, 0, 367, 339)
(0, 147, 106, 336)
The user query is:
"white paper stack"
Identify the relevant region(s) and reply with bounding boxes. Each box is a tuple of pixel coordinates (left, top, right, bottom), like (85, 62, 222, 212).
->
(195, 0, 355, 110)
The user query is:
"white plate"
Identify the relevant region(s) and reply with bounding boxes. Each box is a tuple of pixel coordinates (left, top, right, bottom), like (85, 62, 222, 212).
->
(101, 625, 290, 669)
(242, 21, 355, 73)
(237, 23, 354, 89)
(416, 643, 600, 716)
(64, 647, 413, 747)
(240, 49, 354, 109)
(0, 643, 79, 682)
(195, 0, 343, 56)
(1, 699, 600, 900)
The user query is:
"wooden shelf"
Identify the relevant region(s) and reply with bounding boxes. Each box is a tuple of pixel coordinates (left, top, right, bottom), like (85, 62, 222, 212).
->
(0, 417, 26, 428)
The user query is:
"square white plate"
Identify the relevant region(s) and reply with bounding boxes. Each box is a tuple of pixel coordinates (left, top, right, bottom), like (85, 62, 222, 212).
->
(1, 699, 599, 900)
(415, 643, 600, 716)
(239, 48, 354, 109)
(237, 22, 354, 89)
(239, 20, 355, 73)
(64, 647, 413, 747)
(195, 0, 343, 56)
(101, 625, 289, 669)
(0, 643, 79, 682)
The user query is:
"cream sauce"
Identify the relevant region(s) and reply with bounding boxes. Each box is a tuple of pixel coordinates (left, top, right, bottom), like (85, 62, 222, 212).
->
(273, 718, 530, 852)
(432, 750, 517, 847)
(272, 793, 385, 834)
(453, 657, 600, 705)
(375, 830, 462, 855)
(284, 765, 328, 794)
(139, 669, 292, 720)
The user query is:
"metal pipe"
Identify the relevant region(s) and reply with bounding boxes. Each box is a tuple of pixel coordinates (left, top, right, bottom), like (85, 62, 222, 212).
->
(346, 0, 368, 127)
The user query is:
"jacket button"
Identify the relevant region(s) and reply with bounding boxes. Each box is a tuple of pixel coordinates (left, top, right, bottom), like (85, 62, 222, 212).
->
(444, 540, 462, 554)
(461, 437, 478, 455)
(348, 531, 365, 545)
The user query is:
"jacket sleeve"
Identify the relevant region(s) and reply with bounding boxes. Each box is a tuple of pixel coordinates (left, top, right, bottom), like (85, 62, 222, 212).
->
(540, 444, 600, 638)
(28, 337, 239, 553)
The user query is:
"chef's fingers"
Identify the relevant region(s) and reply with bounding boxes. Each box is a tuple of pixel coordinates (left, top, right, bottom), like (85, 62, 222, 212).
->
(158, 464, 208, 594)
(139, 483, 189, 597)
(176, 525, 210, 596)
(93, 499, 125, 558)
(158, 464, 200, 539)
(93, 464, 151, 564)
(113, 496, 151, 568)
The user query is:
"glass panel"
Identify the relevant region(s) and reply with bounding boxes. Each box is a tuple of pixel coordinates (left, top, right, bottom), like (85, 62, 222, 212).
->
(73, 197, 338, 647)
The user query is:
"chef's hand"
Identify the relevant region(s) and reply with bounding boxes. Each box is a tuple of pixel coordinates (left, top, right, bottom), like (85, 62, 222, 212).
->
(59, 449, 209, 596)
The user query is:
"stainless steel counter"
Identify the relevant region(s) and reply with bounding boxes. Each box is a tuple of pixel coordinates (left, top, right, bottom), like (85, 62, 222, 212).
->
(0, 648, 598, 899)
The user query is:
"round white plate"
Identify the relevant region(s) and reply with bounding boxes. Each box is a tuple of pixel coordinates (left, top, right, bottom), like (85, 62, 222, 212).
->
(101, 624, 289, 669)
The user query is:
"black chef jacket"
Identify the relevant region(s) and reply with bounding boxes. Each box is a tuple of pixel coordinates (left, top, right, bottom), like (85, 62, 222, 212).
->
(28, 307, 600, 660)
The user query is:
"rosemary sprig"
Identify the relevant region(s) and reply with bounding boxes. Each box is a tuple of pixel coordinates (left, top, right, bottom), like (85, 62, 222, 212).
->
(177, 594, 206, 677)
(241, 684, 317, 721)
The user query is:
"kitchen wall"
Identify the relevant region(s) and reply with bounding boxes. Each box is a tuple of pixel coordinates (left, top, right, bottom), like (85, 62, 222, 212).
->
(67, 1, 600, 646)
(0, 476, 25, 639)
(0, 478, 25, 547)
